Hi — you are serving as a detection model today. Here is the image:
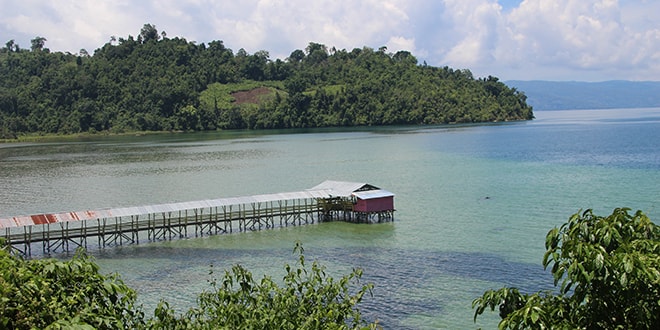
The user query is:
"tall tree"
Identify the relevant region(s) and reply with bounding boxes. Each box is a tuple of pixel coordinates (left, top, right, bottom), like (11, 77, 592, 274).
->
(30, 36, 47, 52)
(139, 23, 159, 44)
(304, 42, 328, 64)
(288, 49, 305, 63)
(4, 39, 15, 53)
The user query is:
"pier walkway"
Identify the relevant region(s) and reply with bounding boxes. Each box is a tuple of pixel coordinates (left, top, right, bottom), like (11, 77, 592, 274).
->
(1, 181, 394, 257)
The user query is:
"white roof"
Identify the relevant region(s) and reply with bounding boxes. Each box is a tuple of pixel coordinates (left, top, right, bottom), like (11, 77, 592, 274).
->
(0, 189, 331, 229)
(353, 189, 394, 200)
(0, 180, 393, 229)
(308, 180, 378, 197)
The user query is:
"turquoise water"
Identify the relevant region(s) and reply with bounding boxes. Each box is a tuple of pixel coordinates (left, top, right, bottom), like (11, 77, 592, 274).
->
(1, 108, 659, 328)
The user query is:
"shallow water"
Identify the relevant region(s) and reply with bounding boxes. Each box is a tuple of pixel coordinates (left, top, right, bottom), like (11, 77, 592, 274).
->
(2, 108, 659, 328)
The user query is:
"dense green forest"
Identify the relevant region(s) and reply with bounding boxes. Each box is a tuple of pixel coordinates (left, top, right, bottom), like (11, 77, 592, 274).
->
(0, 24, 533, 139)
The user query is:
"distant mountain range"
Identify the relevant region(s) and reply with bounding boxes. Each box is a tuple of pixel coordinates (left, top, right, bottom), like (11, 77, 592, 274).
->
(506, 80, 660, 110)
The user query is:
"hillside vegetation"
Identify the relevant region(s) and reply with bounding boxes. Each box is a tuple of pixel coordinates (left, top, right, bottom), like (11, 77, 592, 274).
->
(1, 24, 533, 138)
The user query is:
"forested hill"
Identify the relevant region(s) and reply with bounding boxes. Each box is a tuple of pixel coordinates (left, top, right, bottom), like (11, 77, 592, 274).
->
(0, 25, 533, 138)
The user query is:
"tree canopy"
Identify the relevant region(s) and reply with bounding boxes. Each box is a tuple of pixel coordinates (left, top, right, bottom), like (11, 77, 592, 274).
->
(1, 24, 533, 138)
(473, 208, 660, 329)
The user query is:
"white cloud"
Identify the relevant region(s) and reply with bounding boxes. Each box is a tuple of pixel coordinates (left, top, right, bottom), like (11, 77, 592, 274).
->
(181, 0, 416, 57)
(386, 36, 417, 55)
(506, 0, 627, 66)
(430, 0, 660, 80)
(441, 0, 504, 67)
(1, 0, 145, 52)
(0, 0, 658, 80)
(527, 0, 656, 79)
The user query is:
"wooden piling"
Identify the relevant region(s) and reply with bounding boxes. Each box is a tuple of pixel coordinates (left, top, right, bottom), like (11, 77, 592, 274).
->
(1, 181, 395, 258)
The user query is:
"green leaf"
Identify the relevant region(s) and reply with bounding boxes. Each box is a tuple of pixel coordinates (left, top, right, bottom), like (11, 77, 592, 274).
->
(595, 252, 604, 270)
(623, 257, 634, 273)
(531, 309, 540, 323)
(620, 272, 628, 286)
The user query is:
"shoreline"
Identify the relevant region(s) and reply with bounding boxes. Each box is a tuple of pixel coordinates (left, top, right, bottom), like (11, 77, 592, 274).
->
(0, 119, 534, 144)
(0, 130, 186, 144)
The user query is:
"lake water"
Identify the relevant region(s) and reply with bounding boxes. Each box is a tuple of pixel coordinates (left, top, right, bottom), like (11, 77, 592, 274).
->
(1, 108, 659, 328)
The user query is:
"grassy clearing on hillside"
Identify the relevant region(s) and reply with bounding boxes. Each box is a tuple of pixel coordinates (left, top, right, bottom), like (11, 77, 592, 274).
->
(200, 81, 286, 110)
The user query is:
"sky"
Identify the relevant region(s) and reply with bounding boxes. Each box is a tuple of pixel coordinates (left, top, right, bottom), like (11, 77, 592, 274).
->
(1, 0, 658, 81)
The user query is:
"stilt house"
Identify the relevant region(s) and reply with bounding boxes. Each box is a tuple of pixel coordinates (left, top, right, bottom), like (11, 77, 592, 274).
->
(310, 180, 395, 222)
(1, 180, 395, 257)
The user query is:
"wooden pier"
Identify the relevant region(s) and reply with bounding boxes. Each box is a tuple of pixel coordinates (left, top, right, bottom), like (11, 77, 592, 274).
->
(1, 181, 394, 257)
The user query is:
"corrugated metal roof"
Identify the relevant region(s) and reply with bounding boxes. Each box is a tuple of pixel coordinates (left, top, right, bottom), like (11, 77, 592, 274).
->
(0, 181, 393, 229)
(308, 180, 377, 197)
(353, 189, 395, 200)
(0, 188, 333, 229)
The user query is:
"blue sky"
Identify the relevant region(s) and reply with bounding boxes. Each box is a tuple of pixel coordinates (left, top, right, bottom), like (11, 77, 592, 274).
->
(1, 0, 658, 81)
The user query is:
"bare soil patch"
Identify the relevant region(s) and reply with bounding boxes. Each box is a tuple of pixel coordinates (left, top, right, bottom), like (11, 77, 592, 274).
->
(231, 87, 272, 105)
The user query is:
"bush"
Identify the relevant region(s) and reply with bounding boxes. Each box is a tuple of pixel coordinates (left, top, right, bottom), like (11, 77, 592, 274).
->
(473, 208, 660, 329)
(147, 242, 378, 329)
(0, 240, 377, 329)
(0, 244, 143, 329)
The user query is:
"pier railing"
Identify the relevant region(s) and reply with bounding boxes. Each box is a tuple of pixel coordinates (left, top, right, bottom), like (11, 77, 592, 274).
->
(3, 197, 323, 257)
(2, 181, 395, 258)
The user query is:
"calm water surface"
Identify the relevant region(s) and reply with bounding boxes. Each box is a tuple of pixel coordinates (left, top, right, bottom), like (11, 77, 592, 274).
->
(1, 108, 659, 328)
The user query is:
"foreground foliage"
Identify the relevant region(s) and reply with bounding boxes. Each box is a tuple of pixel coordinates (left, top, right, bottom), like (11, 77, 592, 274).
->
(0, 241, 376, 329)
(147, 242, 377, 329)
(473, 208, 660, 329)
(0, 245, 143, 329)
(1, 24, 533, 138)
